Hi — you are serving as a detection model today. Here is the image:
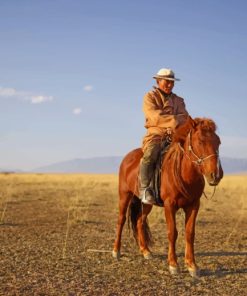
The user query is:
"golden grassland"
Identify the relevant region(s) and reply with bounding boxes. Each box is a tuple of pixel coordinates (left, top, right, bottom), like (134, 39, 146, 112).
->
(0, 172, 246, 228)
(0, 173, 118, 226)
(1, 172, 246, 214)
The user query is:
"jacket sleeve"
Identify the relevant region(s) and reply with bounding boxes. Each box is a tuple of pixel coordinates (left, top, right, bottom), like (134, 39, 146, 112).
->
(143, 93, 177, 129)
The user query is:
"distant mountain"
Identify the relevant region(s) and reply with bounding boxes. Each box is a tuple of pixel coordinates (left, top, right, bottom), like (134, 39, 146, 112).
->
(31, 156, 247, 174)
(32, 156, 123, 174)
(0, 168, 23, 173)
(220, 157, 247, 174)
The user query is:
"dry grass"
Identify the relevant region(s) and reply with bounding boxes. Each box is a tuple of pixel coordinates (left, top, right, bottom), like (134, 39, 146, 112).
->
(0, 173, 246, 295)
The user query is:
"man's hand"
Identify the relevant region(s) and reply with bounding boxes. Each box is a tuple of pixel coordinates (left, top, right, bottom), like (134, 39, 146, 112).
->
(165, 127, 172, 135)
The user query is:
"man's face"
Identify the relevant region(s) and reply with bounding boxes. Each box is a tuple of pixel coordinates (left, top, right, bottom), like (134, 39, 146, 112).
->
(158, 79, 174, 94)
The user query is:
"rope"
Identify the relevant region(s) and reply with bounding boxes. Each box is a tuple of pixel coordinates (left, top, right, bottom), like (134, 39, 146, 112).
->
(202, 185, 217, 200)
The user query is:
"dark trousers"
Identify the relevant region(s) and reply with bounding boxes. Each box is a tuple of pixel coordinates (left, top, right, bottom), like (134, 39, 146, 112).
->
(140, 142, 161, 188)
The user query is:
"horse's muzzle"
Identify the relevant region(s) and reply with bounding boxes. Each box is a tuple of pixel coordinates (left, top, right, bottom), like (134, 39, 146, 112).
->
(206, 171, 223, 186)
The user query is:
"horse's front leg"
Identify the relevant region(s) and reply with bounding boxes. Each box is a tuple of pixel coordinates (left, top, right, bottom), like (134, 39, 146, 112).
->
(184, 199, 200, 277)
(164, 201, 179, 274)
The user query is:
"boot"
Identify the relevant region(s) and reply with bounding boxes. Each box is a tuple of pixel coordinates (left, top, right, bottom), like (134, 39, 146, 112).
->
(139, 160, 156, 205)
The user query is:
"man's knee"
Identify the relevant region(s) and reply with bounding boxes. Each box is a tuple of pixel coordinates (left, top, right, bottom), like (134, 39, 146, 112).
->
(142, 144, 160, 165)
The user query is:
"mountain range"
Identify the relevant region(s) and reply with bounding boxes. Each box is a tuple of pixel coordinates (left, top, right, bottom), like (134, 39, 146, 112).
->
(31, 156, 247, 174)
(33, 156, 122, 174)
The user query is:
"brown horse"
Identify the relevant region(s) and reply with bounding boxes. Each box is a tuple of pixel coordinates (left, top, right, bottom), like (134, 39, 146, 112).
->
(112, 117, 223, 277)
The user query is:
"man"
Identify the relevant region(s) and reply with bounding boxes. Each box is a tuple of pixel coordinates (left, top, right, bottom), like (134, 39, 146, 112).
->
(139, 68, 189, 204)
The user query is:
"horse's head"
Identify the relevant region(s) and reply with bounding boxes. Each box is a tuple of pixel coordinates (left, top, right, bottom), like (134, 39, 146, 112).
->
(174, 116, 224, 186)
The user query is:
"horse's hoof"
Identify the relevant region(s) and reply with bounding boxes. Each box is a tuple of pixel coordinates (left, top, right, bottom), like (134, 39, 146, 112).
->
(112, 250, 120, 260)
(188, 267, 200, 278)
(143, 251, 152, 260)
(169, 265, 180, 275)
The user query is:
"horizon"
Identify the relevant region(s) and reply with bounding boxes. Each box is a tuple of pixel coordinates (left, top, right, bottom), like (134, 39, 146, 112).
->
(1, 0, 247, 170)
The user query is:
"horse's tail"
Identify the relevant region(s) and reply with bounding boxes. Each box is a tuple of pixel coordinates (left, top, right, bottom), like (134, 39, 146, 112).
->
(128, 196, 153, 247)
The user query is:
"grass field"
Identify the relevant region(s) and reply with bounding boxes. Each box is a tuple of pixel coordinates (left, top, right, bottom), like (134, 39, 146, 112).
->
(0, 173, 246, 295)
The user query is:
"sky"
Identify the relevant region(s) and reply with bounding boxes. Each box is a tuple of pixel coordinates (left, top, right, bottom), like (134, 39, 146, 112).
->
(0, 0, 247, 170)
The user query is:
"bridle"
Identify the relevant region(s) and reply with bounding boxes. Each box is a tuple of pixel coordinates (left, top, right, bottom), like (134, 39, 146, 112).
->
(178, 130, 221, 198)
(179, 130, 220, 167)
(186, 130, 219, 165)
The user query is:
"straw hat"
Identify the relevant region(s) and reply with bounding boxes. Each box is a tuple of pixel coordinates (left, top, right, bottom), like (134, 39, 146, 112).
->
(153, 68, 180, 81)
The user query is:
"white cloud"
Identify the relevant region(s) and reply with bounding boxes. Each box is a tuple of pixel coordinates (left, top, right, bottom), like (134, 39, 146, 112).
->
(29, 95, 54, 104)
(83, 85, 93, 92)
(73, 108, 82, 115)
(0, 86, 53, 104)
(0, 87, 18, 97)
(0, 87, 28, 97)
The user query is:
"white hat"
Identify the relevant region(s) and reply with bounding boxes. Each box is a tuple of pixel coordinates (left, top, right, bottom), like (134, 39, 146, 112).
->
(153, 68, 180, 81)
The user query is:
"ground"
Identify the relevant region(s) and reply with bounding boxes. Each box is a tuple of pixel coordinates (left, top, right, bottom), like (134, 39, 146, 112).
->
(0, 173, 246, 295)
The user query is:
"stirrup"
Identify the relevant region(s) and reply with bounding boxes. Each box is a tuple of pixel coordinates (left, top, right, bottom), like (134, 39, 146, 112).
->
(141, 187, 156, 205)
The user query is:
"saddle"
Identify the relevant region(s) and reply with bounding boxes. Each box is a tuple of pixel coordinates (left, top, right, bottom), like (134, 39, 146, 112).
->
(150, 137, 171, 207)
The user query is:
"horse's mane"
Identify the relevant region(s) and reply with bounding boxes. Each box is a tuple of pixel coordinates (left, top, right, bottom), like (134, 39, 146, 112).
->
(172, 117, 217, 144)
(163, 117, 217, 199)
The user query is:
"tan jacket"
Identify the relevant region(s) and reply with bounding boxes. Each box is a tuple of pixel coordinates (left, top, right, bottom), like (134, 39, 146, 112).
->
(142, 87, 188, 151)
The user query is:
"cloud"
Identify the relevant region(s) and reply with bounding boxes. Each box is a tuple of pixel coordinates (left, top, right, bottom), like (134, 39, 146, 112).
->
(73, 108, 82, 115)
(0, 87, 18, 97)
(0, 87, 27, 97)
(29, 95, 53, 104)
(83, 85, 93, 92)
(0, 86, 53, 104)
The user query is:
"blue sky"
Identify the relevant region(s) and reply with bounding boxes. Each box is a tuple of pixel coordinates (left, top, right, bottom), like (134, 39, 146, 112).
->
(0, 0, 247, 170)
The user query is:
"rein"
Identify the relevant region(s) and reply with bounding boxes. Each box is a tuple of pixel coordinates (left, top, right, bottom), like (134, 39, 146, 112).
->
(202, 186, 217, 200)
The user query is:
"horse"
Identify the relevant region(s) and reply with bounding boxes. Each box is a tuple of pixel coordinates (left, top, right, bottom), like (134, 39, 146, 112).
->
(112, 116, 224, 277)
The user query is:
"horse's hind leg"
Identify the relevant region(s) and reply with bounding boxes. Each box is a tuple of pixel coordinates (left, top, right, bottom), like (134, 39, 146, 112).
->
(112, 190, 132, 259)
(136, 204, 153, 259)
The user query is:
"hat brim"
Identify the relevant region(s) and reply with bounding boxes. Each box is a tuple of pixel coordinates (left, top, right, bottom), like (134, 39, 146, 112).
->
(153, 75, 180, 81)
